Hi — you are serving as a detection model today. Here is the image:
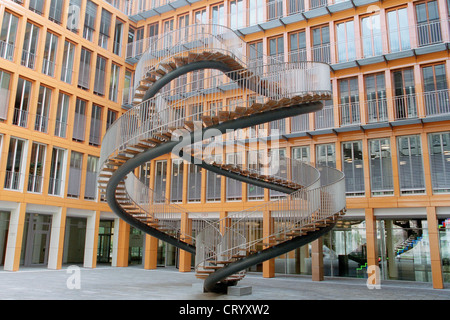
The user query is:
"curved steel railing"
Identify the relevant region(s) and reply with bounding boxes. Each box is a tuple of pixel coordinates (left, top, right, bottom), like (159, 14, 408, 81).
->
(98, 24, 344, 292)
(100, 61, 331, 172)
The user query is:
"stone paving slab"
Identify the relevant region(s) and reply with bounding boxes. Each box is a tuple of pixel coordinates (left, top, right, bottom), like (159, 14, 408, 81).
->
(0, 265, 449, 301)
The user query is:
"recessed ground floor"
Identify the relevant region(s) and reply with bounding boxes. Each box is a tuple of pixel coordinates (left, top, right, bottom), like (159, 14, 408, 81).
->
(0, 202, 450, 290)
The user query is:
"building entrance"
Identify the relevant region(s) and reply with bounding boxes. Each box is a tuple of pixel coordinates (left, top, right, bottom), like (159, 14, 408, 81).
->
(0, 211, 10, 266)
(21, 213, 52, 267)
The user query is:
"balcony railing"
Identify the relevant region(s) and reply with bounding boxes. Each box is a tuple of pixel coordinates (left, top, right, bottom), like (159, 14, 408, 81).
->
(394, 93, 418, 121)
(21, 50, 36, 69)
(12, 108, 28, 128)
(338, 102, 360, 126)
(4, 171, 22, 190)
(424, 89, 450, 116)
(365, 98, 388, 124)
(315, 103, 334, 130)
(34, 114, 48, 133)
(417, 19, 442, 47)
(0, 40, 14, 61)
(27, 174, 43, 193)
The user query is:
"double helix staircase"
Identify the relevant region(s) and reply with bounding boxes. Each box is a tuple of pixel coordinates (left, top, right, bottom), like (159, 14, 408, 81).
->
(98, 24, 346, 293)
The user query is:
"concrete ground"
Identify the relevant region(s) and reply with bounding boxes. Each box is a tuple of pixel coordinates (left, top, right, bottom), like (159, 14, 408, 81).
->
(0, 265, 449, 301)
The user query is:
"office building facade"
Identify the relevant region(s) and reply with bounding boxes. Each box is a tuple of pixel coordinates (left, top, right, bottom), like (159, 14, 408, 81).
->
(0, 0, 449, 289)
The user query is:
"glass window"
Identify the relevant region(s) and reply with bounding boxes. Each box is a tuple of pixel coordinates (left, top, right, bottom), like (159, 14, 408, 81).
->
(397, 135, 426, 194)
(99, 9, 112, 49)
(289, 30, 306, 62)
(109, 63, 120, 102)
(21, 22, 39, 69)
(336, 20, 355, 62)
(268, 0, 283, 20)
(247, 150, 265, 201)
(67, 0, 81, 33)
(428, 132, 450, 193)
(248, 41, 263, 74)
(387, 8, 410, 52)
(123, 70, 133, 105)
(94, 55, 106, 96)
(316, 143, 336, 168)
(42, 32, 58, 77)
(35, 85, 52, 133)
(0, 70, 11, 120)
(84, 155, 98, 200)
(89, 104, 103, 146)
(249, 0, 264, 25)
(369, 138, 394, 195)
(206, 154, 222, 202)
(13, 78, 32, 128)
(312, 25, 330, 63)
(361, 14, 382, 58)
(106, 109, 117, 130)
(188, 163, 202, 203)
(28, 143, 46, 193)
(416, 0, 442, 46)
(230, 0, 244, 30)
(212, 4, 225, 27)
(49, 0, 63, 24)
(54, 92, 69, 138)
(48, 147, 66, 196)
(170, 159, 184, 203)
(292, 146, 310, 163)
(78, 48, 92, 90)
(422, 64, 449, 116)
(289, 0, 305, 15)
(365, 73, 387, 123)
(61, 41, 75, 84)
(342, 141, 365, 196)
(29, 0, 45, 15)
(67, 151, 83, 198)
(113, 19, 123, 56)
(0, 12, 19, 61)
(338, 77, 360, 126)
(226, 153, 242, 201)
(84, 0, 97, 41)
(381, 219, 432, 282)
(393, 68, 417, 120)
(270, 149, 287, 199)
(154, 160, 167, 203)
(5, 137, 26, 190)
(73, 98, 87, 142)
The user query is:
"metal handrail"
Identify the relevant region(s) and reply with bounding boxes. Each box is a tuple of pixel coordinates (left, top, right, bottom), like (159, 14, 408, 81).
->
(99, 23, 342, 288)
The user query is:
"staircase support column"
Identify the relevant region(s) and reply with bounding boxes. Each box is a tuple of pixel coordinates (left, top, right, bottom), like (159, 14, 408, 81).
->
(263, 209, 275, 278)
(365, 208, 380, 286)
(427, 206, 444, 289)
(179, 212, 192, 272)
(311, 238, 324, 281)
(144, 235, 158, 270)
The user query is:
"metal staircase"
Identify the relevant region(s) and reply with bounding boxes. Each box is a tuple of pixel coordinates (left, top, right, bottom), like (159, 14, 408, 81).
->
(98, 24, 346, 293)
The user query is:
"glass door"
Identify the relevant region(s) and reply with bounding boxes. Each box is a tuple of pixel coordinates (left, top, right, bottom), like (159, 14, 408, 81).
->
(0, 211, 10, 266)
(97, 220, 113, 264)
(21, 213, 52, 267)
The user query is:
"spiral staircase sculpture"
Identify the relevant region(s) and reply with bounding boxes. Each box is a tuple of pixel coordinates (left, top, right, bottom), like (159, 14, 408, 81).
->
(98, 24, 346, 293)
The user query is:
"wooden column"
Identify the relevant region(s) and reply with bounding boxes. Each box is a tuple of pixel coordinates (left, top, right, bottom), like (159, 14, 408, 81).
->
(311, 238, 324, 281)
(427, 207, 444, 289)
(262, 209, 275, 278)
(365, 208, 379, 270)
(179, 212, 192, 272)
(144, 235, 158, 270)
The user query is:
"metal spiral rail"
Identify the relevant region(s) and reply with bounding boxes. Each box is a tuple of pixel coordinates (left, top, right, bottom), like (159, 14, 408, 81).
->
(98, 24, 346, 293)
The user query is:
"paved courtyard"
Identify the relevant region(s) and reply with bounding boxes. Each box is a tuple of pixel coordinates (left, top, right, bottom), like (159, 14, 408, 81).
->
(0, 265, 449, 301)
